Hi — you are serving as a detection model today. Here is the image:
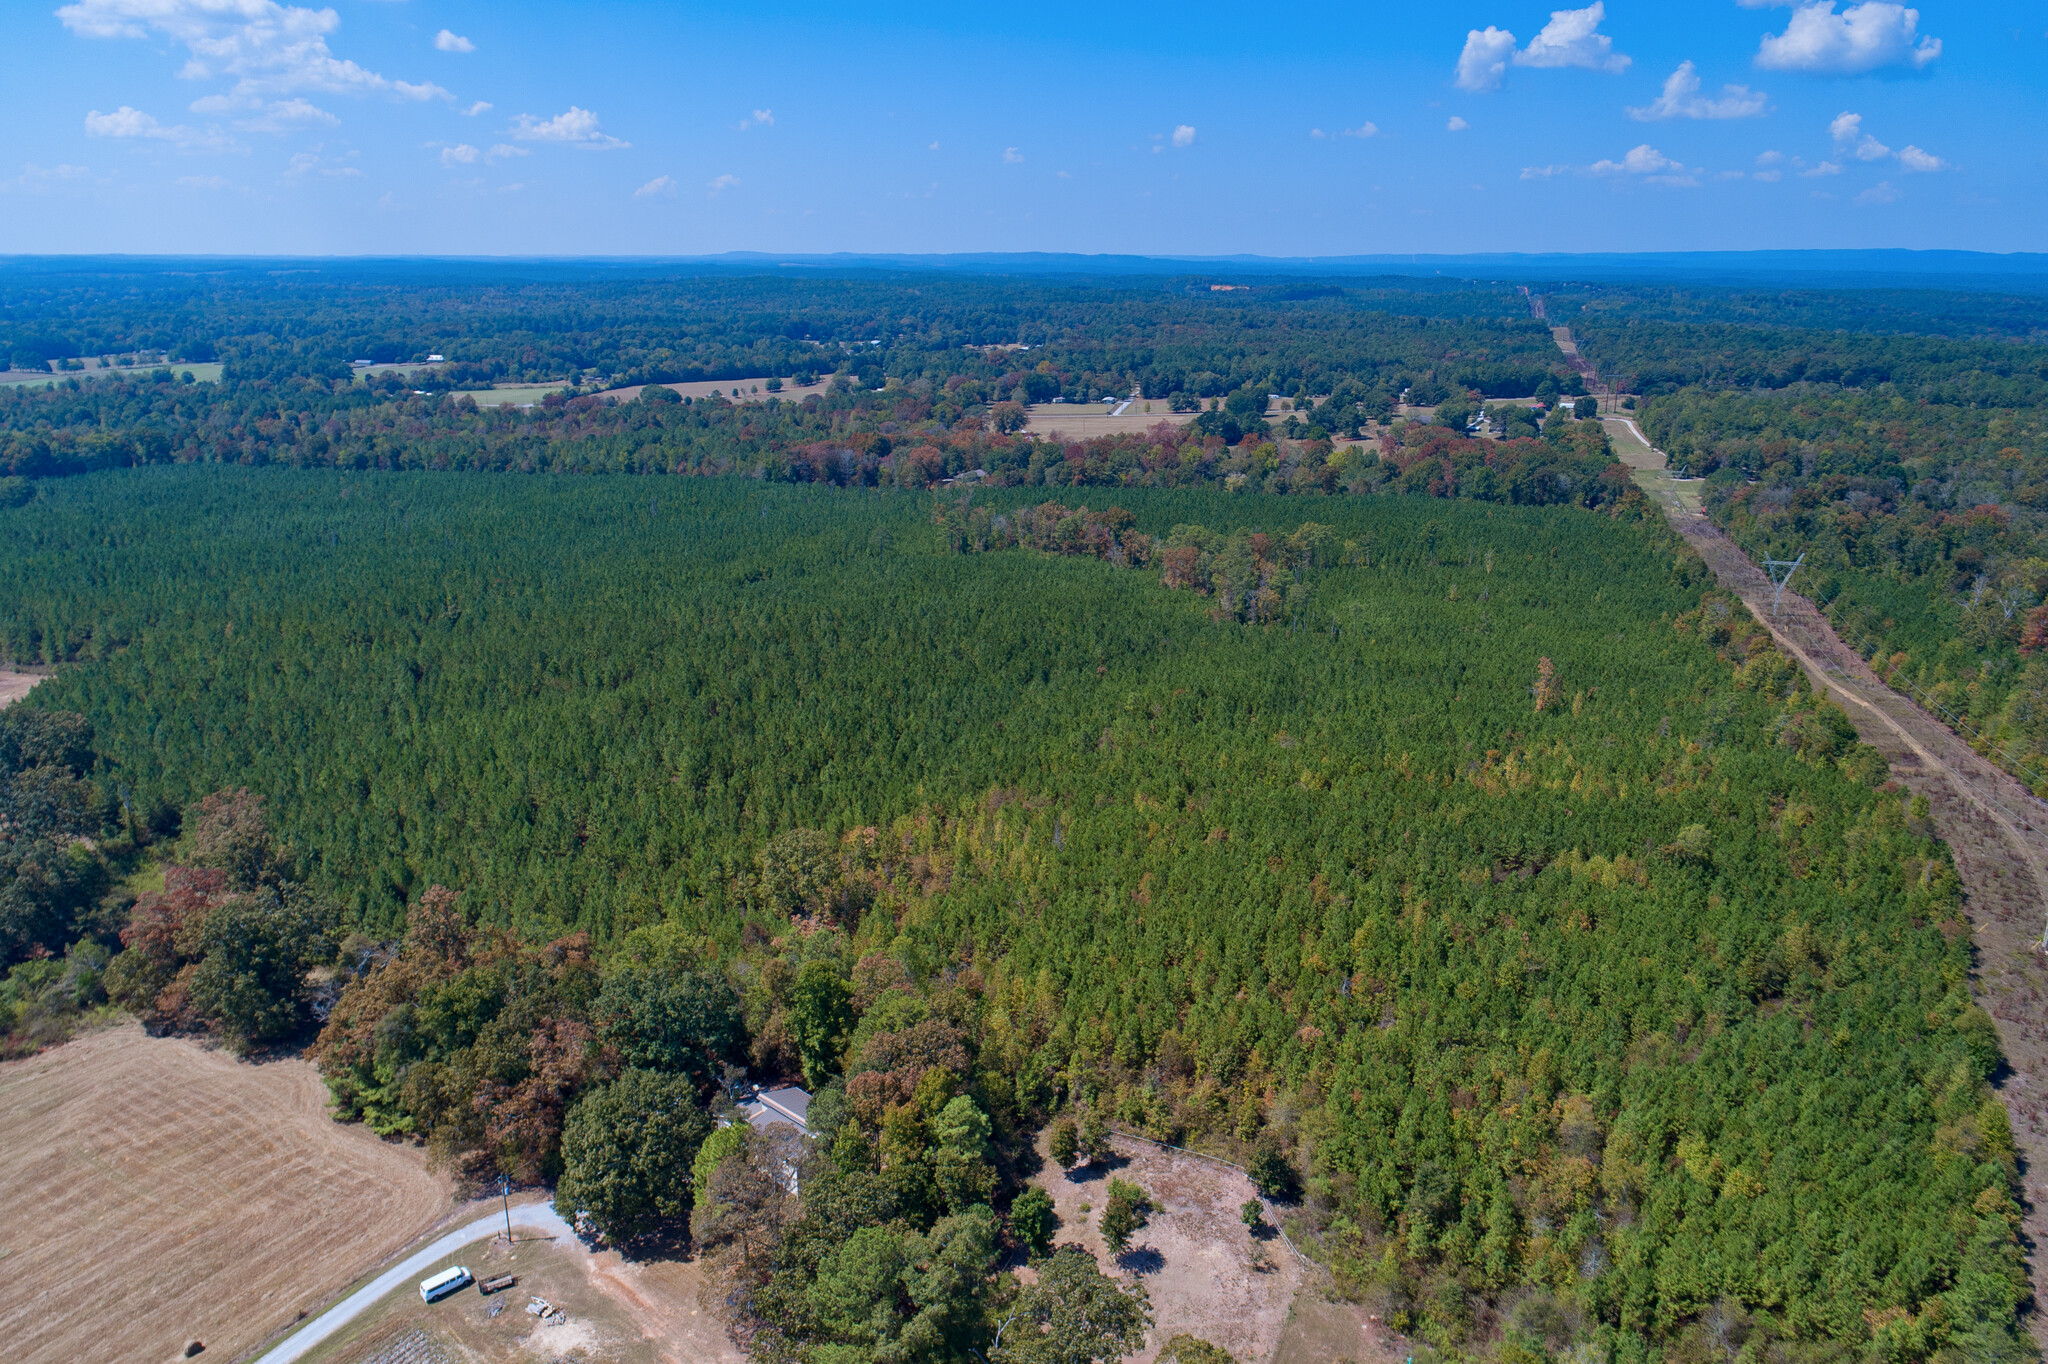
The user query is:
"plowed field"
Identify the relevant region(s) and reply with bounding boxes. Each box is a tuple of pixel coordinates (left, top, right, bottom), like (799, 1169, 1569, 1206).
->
(0, 1025, 452, 1364)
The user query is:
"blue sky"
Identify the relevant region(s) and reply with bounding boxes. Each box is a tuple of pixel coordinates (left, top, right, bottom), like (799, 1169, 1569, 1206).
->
(0, 0, 2041, 256)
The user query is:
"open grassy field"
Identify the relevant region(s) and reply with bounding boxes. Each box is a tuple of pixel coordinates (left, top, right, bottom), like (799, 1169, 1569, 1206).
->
(454, 376, 819, 409)
(0, 1025, 453, 1364)
(0, 363, 221, 387)
(1021, 405, 1195, 438)
(445, 384, 569, 408)
(595, 375, 810, 404)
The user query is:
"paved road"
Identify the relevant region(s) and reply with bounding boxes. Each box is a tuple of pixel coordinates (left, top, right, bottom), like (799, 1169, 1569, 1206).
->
(251, 1201, 575, 1364)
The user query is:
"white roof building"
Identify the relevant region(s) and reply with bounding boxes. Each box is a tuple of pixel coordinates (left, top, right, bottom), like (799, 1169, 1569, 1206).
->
(738, 1084, 811, 1134)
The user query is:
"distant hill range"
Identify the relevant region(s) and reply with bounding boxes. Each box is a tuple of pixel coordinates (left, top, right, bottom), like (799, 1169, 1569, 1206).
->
(3, 249, 2047, 293)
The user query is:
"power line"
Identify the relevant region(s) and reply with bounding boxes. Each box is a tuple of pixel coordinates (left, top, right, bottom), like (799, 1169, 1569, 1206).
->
(1762, 553, 1804, 618)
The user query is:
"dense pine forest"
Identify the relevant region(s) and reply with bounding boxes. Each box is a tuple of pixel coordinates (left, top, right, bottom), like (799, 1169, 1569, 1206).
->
(1, 260, 2044, 1363)
(0, 464, 2029, 1364)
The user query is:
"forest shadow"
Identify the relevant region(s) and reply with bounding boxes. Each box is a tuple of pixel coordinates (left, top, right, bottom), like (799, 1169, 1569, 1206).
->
(614, 1221, 697, 1263)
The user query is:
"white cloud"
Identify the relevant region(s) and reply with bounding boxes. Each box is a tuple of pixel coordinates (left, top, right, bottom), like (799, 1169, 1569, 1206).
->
(0, 163, 104, 194)
(928, 141, 939, 150)
(707, 173, 738, 196)
(1172, 124, 1196, 148)
(1455, 26, 1518, 92)
(1856, 180, 1902, 204)
(1756, 149, 1785, 165)
(58, 0, 453, 102)
(486, 143, 525, 162)
(1342, 122, 1378, 138)
(1517, 3, 1630, 73)
(440, 143, 478, 166)
(1801, 159, 1843, 176)
(84, 105, 237, 151)
(1829, 111, 1889, 160)
(738, 108, 775, 130)
(634, 174, 676, 199)
(1458, 4, 1628, 92)
(435, 29, 474, 53)
(1755, 2, 1940, 74)
(208, 96, 337, 133)
(176, 174, 228, 189)
(462, 101, 492, 117)
(1823, 114, 1944, 171)
(1310, 128, 1326, 138)
(1590, 144, 1680, 176)
(509, 107, 627, 149)
(1003, 147, 1024, 164)
(1628, 61, 1767, 120)
(86, 105, 177, 138)
(1754, 168, 1783, 181)
(1447, 115, 1469, 131)
(1528, 144, 1699, 185)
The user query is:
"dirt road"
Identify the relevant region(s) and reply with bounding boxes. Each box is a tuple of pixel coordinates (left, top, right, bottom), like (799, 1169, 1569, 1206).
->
(1614, 412, 2048, 1346)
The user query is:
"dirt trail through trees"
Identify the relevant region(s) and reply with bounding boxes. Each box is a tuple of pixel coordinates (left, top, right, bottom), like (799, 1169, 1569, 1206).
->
(1608, 402, 2048, 1344)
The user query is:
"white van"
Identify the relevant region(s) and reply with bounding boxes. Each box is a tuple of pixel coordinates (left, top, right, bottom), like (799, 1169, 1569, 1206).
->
(418, 1266, 473, 1303)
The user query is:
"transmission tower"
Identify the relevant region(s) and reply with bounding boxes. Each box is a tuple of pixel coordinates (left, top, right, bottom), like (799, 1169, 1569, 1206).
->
(1763, 552, 1805, 618)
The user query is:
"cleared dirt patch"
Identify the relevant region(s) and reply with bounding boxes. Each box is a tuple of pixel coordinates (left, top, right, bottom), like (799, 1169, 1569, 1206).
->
(1028, 1133, 1300, 1363)
(1273, 1290, 1416, 1364)
(292, 1228, 736, 1364)
(0, 670, 45, 708)
(578, 1251, 745, 1364)
(0, 1024, 452, 1364)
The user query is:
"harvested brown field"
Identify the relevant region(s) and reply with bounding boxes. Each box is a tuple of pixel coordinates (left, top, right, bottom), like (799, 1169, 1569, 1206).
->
(0, 670, 45, 708)
(1022, 406, 1194, 439)
(0, 1024, 454, 1364)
